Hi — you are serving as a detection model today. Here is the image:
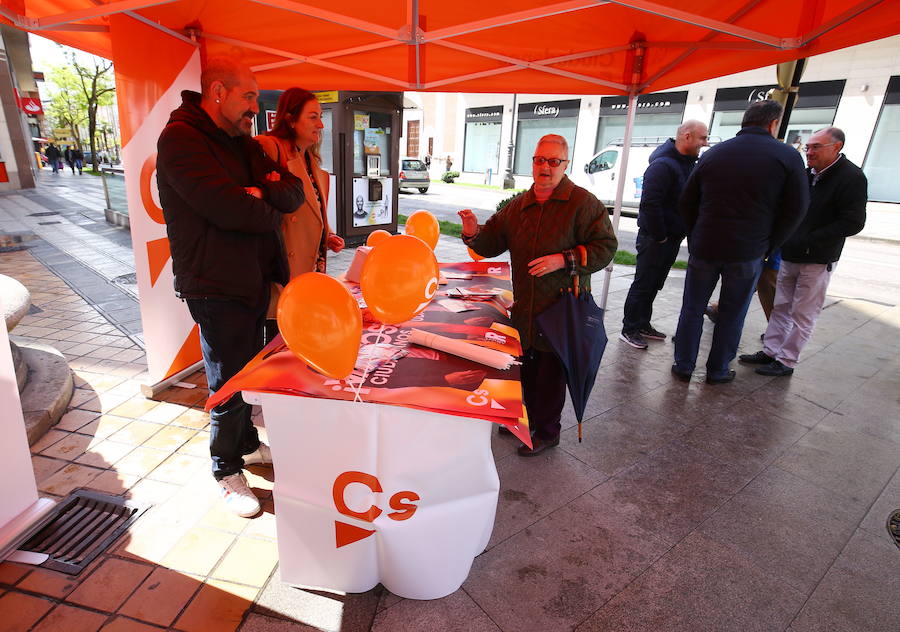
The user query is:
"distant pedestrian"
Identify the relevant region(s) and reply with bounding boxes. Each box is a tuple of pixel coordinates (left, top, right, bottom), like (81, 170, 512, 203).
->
(673, 100, 808, 384)
(739, 126, 867, 377)
(619, 120, 708, 349)
(73, 147, 84, 175)
(445, 155, 453, 172)
(46, 143, 61, 174)
(64, 146, 75, 174)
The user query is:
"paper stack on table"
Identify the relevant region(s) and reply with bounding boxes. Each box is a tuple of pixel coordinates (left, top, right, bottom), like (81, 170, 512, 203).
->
(409, 329, 518, 370)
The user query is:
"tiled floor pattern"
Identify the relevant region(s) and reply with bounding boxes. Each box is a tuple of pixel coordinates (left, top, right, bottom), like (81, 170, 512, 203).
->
(0, 172, 898, 631)
(2, 248, 283, 632)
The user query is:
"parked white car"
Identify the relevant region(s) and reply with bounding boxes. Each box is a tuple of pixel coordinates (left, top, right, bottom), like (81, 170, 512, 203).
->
(584, 137, 717, 216)
(584, 139, 661, 215)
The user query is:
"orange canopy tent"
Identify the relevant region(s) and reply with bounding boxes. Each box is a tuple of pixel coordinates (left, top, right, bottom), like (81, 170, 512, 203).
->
(2, 0, 899, 96)
(3, 0, 899, 366)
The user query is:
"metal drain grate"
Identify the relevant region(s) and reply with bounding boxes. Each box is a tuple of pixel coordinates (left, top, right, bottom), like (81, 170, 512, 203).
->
(17, 489, 148, 575)
(889, 510, 900, 551)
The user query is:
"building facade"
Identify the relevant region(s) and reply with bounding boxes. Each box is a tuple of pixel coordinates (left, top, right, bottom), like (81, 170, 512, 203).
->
(402, 34, 900, 203)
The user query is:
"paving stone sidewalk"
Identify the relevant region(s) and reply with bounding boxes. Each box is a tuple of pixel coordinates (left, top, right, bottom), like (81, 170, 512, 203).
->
(0, 169, 897, 632)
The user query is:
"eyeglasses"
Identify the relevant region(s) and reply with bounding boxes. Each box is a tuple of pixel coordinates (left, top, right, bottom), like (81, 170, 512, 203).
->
(804, 142, 837, 152)
(532, 156, 569, 167)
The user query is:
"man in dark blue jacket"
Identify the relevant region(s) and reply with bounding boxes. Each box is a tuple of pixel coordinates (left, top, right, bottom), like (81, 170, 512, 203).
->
(620, 120, 708, 349)
(740, 126, 866, 376)
(673, 100, 808, 384)
(157, 58, 305, 517)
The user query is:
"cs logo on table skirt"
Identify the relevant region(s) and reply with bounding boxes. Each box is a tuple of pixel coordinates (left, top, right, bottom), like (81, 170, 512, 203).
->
(332, 471, 420, 548)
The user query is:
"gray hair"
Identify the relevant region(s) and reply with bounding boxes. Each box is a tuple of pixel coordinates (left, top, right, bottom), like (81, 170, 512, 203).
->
(817, 126, 845, 146)
(536, 134, 569, 158)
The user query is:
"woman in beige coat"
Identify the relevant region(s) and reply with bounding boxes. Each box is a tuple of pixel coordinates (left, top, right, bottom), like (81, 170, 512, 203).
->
(256, 88, 344, 340)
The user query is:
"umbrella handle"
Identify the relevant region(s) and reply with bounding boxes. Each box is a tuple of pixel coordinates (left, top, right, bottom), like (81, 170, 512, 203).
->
(572, 245, 588, 298)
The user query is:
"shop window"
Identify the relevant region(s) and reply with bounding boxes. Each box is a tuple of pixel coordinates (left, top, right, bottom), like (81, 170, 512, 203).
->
(710, 107, 836, 143)
(463, 121, 502, 173)
(864, 103, 900, 202)
(514, 118, 576, 175)
(595, 113, 683, 153)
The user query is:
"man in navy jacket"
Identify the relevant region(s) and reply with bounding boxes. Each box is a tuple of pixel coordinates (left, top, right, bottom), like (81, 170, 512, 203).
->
(157, 58, 304, 517)
(620, 120, 708, 349)
(740, 126, 866, 376)
(673, 100, 808, 384)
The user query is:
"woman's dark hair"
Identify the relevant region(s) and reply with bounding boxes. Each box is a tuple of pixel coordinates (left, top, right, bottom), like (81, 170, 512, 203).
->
(268, 87, 321, 162)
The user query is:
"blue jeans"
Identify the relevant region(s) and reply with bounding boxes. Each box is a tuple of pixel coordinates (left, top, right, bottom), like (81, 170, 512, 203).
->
(673, 256, 763, 379)
(622, 230, 682, 333)
(186, 297, 267, 480)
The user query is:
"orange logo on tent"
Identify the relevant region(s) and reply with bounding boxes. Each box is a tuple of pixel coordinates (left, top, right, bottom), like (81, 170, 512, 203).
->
(332, 471, 420, 548)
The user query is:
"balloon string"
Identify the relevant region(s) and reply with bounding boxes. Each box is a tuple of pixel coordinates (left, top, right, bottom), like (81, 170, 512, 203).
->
(353, 322, 385, 403)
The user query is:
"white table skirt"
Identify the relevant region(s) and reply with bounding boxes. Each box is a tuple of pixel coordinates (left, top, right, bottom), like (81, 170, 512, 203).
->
(247, 391, 500, 600)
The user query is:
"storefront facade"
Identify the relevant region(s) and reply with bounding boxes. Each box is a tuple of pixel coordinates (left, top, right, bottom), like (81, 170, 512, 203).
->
(402, 34, 900, 202)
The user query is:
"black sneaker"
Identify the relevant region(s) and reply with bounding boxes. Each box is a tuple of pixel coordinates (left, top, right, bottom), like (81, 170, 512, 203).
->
(704, 305, 719, 324)
(739, 350, 774, 365)
(670, 365, 692, 382)
(639, 325, 667, 341)
(619, 331, 648, 349)
(755, 360, 794, 377)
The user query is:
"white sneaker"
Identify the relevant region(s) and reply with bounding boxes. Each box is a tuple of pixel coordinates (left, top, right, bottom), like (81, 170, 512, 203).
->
(218, 473, 261, 517)
(243, 442, 272, 466)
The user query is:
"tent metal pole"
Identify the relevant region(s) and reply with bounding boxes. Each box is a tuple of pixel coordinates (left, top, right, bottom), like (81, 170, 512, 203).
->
(599, 90, 637, 311)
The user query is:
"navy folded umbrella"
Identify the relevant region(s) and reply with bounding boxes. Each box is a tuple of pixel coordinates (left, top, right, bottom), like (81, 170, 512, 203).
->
(536, 281, 607, 442)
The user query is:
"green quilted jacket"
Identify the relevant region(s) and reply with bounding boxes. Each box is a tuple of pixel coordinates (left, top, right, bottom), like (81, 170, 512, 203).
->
(465, 176, 617, 351)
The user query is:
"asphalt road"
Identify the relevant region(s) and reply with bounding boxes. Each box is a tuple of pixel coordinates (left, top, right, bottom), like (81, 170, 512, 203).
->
(399, 182, 900, 307)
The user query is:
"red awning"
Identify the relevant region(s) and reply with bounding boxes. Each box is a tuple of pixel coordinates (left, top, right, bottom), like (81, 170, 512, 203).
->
(2, 1, 899, 94)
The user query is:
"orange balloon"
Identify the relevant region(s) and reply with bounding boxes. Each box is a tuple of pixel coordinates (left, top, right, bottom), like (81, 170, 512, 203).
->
(467, 247, 485, 261)
(404, 209, 440, 249)
(366, 229, 391, 247)
(360, 234, 439, 325)
(277, 272, 362, 379)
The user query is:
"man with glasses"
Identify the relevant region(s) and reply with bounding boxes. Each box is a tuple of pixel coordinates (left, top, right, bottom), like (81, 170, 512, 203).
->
(459, 134, 617, 456)
(739, 126, 867, 376)
(620, 120, 708, 350)
(673, 100, 808, 384)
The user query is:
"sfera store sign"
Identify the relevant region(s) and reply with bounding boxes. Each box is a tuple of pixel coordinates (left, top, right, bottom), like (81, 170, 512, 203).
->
(518, 99, 580, 120)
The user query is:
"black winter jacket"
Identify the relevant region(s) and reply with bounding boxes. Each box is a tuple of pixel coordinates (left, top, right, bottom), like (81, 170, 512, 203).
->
(781, 155, 867, 264)
(637, 138, 696, 241)
(156, 91, 305, 307)
(680, 126, 809, 262)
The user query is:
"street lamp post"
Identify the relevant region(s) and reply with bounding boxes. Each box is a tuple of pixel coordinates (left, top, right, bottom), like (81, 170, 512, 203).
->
(502, 94, 517, 189)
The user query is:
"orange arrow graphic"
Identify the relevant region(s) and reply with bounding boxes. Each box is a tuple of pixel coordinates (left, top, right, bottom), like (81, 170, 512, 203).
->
(335, 520, 375, 548)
